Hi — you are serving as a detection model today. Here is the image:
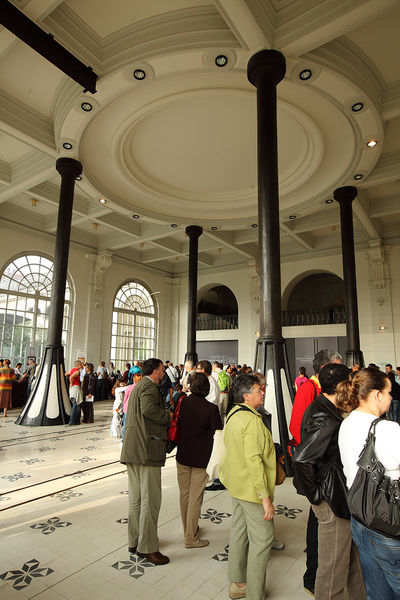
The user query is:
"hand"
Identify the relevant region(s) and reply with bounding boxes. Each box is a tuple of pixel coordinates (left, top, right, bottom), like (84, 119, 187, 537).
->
(262, 497, 274, 520)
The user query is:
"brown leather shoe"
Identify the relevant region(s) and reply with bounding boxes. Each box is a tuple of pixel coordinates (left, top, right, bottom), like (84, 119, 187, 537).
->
(136, 551, 169, 565)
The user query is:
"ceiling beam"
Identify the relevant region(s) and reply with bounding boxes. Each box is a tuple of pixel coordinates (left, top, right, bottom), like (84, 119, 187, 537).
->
(203, 230, 256, 259)
(352, 191, 380, 239)
(214, 0, 272, 51)
(0, 152, 55, 204)
(280, 222, 315, 250)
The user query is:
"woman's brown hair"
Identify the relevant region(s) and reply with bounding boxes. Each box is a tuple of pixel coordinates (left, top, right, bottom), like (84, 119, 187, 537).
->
(336, 367, 389, 412)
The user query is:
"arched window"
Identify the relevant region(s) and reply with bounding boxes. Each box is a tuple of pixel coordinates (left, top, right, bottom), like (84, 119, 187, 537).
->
(0, 254, 72, 365)
(110, 281, 157, 369)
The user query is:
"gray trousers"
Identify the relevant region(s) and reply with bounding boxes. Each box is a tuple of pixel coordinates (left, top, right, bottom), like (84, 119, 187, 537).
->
(312, 501, 365, 600)
(228, 497, 273, 600)
(127, 463, 161, 553)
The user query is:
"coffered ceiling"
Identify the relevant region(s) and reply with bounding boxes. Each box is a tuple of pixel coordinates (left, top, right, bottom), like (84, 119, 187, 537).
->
(0, 0, 399, 274)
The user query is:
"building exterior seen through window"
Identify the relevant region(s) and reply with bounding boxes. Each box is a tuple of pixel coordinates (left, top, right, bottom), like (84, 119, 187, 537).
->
(110, 281, 157, 370)
(0, 254, 71, 365)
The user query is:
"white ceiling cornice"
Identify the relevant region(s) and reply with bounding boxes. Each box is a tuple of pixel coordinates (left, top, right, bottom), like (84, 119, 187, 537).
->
(0, 89, 56, 155)
(382, 81, 400, 121)
(362, 150, 400, 187)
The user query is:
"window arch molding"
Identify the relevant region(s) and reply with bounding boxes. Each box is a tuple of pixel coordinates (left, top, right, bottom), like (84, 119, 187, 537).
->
(0, 252, 74, 366)
(110, 279, 158, 369)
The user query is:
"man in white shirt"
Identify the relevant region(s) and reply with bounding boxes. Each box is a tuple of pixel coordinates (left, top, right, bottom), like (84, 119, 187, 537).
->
(196, 360, 220, 409)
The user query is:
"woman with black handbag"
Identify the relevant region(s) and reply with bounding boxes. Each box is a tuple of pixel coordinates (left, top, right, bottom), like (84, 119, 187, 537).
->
(337, 368, 400, 600)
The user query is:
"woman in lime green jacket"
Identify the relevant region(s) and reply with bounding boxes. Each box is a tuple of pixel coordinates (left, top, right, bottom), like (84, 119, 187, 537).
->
(219, 374, 276, 600)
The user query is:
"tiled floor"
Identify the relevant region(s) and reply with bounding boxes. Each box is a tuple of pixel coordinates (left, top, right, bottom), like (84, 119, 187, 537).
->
(0, 403, 311, 599)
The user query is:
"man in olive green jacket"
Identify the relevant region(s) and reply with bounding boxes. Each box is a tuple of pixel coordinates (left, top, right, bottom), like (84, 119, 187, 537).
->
(120, 358, 171, 565)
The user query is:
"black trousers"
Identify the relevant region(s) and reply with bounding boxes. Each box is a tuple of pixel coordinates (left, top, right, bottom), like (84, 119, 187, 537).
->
(304, 506, 318, 590)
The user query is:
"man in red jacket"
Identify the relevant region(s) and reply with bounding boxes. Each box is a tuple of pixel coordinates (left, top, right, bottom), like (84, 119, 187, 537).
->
(289, 349, 342, 596)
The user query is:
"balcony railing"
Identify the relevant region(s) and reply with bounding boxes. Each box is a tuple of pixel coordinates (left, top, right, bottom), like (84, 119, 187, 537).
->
(282, 308, 346, 327)
(196, 314, 238, 331)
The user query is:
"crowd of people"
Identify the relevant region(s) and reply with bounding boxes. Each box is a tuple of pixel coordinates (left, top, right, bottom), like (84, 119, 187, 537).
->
(1, 352, 399, 599)
(118, 354, 399, 600)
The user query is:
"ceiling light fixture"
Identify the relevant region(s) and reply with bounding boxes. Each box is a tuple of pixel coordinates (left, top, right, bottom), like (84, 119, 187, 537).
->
(367, 139, 377, 147)
(62, 142, 72, 150)
(132, 214, 140, 219)
(378, 324, 386, 331)
(93, 223, 98, 230)
(81, 102, 92, 112)
(171, 223, 178, 228)
(354, 173, 363, 180)
(351, 102, 364, 112)
(289, 215, 296, 220)
(215, 55, 228, 67)
(99, 197, 106, 204)
(299, 69, 312, 81)
(31, 198, 38, 207)
(211, 226, 218, 231)
(75, 175, 82, 181)
(325, 198, 334, 204)
(251, 223, 258, 228)
(133, 69, 146, 80)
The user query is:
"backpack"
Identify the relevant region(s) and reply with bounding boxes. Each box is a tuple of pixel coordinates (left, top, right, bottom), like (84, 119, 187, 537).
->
(217, 370, 230, 392)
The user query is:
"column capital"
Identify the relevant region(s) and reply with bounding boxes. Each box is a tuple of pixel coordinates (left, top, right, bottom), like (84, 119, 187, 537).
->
(333, 185, 357, 205)
(185, 225, 203, 239)
(247, 49, 286, 88)
(56, 157, 82, 179)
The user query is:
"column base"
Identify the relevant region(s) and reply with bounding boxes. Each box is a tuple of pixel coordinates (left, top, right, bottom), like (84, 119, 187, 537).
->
(345, 350, 364, 369)
(15, 345, 71, 426)
(255, 336, 294, 476)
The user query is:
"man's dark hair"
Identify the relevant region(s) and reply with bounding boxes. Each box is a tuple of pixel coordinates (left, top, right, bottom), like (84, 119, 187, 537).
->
(142, 358, 162, 376)
(319, 363, 350, 395)
(232, 373, 260, 403)
(197, 359, 212, 376)
(312, 349, 333, 375)
(190, 372, 210, 397)
(386, 363, 393, 369)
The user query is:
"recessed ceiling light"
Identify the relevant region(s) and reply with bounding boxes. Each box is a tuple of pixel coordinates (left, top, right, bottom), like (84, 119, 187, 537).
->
(75, 175, 82, 181)
(325, 198, 334, 204)
(351, 102, 364, 112)
(211, 226, 218, 231)
(62, 142, 72, 150)
(215, 55, 228, 67)
(367, 139, 377, 148)
(99, 197, 106, 204)
(289, 215, 296, 220)
(133, 69, 146, 80)
(251, 223, 258, 228)
(81, 102, 92, 112)
(299, 69, 312, 81)
(354, 173, 363, 180)
(132, 214, 140, 219)
(171, 223, 178, 228)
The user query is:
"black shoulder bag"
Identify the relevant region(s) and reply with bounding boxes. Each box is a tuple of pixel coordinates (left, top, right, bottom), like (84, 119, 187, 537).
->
(347, 417, 400, 539)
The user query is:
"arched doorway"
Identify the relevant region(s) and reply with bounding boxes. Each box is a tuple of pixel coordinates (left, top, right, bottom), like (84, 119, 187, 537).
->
(197, 284, 238, 331)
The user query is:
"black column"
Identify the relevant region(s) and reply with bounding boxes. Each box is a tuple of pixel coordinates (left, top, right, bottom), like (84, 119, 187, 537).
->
(16, 158, 82, 426)
(334, 186, 364, 368)
(184, 225, 202, 365)
(248, 50, 293, 474)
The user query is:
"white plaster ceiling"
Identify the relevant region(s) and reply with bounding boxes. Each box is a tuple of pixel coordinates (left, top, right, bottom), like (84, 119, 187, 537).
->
(0, 0, 399, 275)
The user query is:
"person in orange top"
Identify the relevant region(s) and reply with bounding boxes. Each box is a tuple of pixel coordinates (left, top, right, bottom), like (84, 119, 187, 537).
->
(0, 359, 16, 417)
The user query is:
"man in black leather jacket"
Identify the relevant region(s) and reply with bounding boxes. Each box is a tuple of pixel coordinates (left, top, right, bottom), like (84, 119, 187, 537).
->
(293, 364, 365, 600)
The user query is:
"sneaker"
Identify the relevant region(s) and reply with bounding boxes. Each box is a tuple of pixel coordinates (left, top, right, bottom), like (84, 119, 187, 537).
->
(271, 538, 285, 550)
(229, 583, 246, 599)
(185, 538, 209, 548)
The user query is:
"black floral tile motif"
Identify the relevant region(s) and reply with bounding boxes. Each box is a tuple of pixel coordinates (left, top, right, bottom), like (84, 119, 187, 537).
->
(275, 505, 303, 519)
(71, 471, 89, 480)
(212, 544, 229, 562)
(38, 446, 56, 452)
(20, 457, 45, 465)
(80, 446, 98, 451)
(94, 429, 105, 434)
(120, 490, 128, 495)
(30, 517, 72, 535)
(74, 456, 97, 463)
(116, 518, 128, 524)
(51, 490, 83, 501)
(0, 496, 11, 501)
(52, 437, 64, 441)
(112, 555, 154, 579)
(0, 558, 54, 591)
(87, 436, 101, 441)
(201, 508, 232, 524)
(1, 472, 31, 482)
